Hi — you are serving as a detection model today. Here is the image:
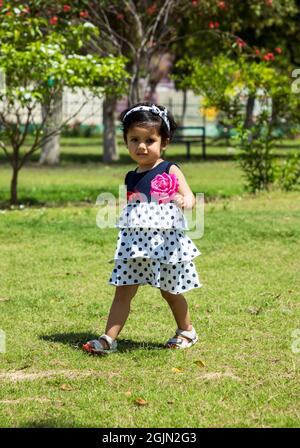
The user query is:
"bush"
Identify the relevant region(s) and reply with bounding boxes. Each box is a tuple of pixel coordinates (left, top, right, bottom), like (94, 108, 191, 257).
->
(61, 121, 102, 138)
(274, 152, 300, 191)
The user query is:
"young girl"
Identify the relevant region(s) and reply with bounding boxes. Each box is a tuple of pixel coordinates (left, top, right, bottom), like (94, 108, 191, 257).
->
(83, 102, 202, 355)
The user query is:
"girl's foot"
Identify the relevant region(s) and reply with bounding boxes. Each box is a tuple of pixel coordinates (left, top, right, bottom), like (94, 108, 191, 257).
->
(82, 334, 118, 355)
(165, 326, 198, 349)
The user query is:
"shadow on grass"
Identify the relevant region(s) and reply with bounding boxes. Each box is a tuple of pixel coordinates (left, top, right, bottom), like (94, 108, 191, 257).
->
(0, 197, 48, 208)
(0, 193, 101, 209)
(1, 148, 296, 166)
(0, 187, 239, 209)
(40, 332, 165, 352)
(20, 418, 80, 428)
(0, 152, 237, 166)
(0, 197, 58, 210)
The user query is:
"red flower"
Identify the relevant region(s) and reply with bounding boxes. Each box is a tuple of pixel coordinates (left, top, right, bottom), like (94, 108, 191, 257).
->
(218, 1, 227, 9)
(49, 16, 58, 25)
(209, 21, 215, 29)
(236, 38, 246, 48)
(116, 13, 124, 20)
(275, 47, 282, 54)
(263, 52, 275, 61)
(265, 0, 273, 6)
(146, 4, 157, 15)
(0, 0, 3, 7)
(214, 21, 220, 28)
(63, 5, 72, 13)
(79, 10, 89, 18)
(191, 0, 198, 6)
(254, 48, 261, 56)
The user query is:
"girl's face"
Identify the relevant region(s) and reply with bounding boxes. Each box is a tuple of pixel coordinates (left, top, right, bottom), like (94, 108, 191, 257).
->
(126, 125, 168, 167)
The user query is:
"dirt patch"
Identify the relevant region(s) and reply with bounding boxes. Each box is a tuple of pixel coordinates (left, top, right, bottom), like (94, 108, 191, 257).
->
(198, 371, 241, 381)
(0, 369, 119, 382)
(0, 397, 54, 404)
(202, 372, 241, 381)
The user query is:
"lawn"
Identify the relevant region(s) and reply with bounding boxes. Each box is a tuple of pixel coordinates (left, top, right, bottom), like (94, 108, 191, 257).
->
(0, 137, 246, 207)
(0, 138, 299, 427)
(1, 136, 299, 207)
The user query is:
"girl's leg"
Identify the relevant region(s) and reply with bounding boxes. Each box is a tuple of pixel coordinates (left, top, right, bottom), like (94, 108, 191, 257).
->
(101, 284, 139, 346)
(160, 288, 193, 337)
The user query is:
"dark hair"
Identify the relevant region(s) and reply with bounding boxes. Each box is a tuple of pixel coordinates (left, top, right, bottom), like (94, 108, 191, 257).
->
(119, 101, 177, 145)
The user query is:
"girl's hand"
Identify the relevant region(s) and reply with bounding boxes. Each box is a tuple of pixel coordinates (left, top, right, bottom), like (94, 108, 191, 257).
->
(173, 193, 195, 209)
(173, 193, 185, 208)
(169, 165, 196, 210)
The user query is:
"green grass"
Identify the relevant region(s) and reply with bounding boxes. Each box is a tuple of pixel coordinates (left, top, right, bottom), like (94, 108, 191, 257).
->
(1, 137, 299, 208)
(0, 161, 245, 206)
(0, 138, 246, 207)
(0, 191, 299, 427)
(0, 138, 299, 427)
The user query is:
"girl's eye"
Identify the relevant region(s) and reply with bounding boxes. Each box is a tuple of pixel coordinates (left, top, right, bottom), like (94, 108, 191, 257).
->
(147, 139, 155, 144)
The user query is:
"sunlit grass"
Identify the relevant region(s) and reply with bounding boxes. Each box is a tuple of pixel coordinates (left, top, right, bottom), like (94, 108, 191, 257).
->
(0, 190, 299, 427)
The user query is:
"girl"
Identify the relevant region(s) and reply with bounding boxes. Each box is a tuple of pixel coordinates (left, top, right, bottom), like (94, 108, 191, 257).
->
(83, 102, 202, 355)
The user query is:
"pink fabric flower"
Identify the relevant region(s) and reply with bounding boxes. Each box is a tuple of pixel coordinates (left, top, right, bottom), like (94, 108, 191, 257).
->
(150, 173, 179, 204)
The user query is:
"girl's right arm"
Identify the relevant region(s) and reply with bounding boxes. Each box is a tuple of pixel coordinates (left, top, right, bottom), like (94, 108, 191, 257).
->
(169, 165, 196, 209)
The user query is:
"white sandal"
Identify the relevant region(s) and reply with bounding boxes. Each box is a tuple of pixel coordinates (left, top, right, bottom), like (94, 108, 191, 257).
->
(82, 334, 118, 355)
(165, 326, 198, 349)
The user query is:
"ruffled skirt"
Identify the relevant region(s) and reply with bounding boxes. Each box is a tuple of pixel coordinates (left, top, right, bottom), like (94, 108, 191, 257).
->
(108, 202, 202, 294)
(115, 201, 189, 230)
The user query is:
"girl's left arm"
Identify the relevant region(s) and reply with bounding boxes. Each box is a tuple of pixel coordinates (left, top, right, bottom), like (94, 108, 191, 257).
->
(169, 165, 195, 209)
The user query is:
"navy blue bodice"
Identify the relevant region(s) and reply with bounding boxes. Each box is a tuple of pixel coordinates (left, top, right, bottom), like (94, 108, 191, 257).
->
(125, 160, 180, 202)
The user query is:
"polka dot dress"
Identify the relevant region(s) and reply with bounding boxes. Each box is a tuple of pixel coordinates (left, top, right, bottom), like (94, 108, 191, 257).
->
(108, 201, 202, 294)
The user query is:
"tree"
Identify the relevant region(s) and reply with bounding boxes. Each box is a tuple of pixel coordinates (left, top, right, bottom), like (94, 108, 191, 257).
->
(61, 0, 208, 162)
(11, 1, 103, 166)
(170, 0, 298, 128)
(174, 53, 300, 192)
(0, 4, 128, 205)
(33, 1, 234, 162)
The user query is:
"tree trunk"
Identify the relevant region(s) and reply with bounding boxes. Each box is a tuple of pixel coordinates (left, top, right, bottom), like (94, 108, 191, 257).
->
(102, 94, 119, 163)
(181, 89, 187, 126)
(128, 59, 143, 105)
(244, 94, 255, 129)
(271, 97, 280, 126)
(128, 76, 141, 105)
(39, 88, 63, 165)
(10, 165, 19, 205)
